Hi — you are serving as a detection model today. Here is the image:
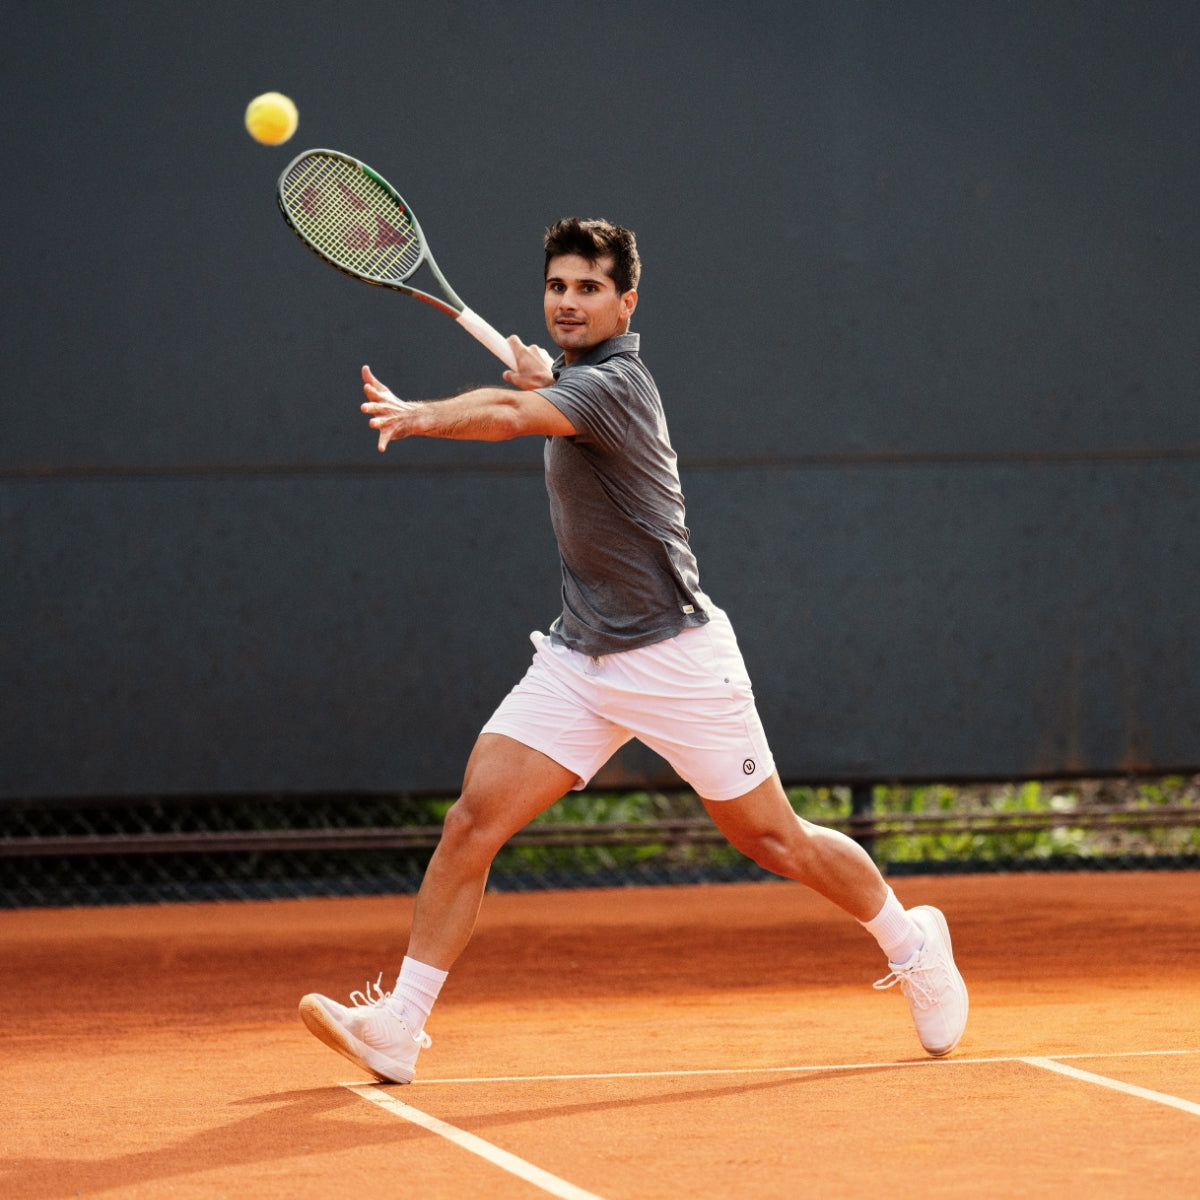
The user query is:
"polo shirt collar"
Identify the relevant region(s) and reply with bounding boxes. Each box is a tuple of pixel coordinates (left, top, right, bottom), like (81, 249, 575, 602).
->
(552, 332, 640, 376)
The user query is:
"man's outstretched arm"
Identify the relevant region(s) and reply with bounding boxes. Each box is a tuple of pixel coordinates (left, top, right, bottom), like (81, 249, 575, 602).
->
(361, 337, 575, 450)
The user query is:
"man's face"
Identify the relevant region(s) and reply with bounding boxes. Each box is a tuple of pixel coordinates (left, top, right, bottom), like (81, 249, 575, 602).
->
(544, 254, 638, 364)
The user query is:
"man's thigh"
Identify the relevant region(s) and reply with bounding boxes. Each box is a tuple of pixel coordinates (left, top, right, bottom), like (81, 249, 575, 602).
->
(454, 732, 580, 838)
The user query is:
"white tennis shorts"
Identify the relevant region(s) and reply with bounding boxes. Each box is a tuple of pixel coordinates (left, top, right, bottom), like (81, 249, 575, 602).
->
(481, 603, 775, 801)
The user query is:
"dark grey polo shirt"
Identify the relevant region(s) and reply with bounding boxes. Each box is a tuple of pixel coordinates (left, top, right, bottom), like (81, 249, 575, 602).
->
(535, 332, 708, 656)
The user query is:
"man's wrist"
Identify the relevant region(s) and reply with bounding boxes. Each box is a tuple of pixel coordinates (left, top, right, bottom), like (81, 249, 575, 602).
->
(412, 401, 437, 436)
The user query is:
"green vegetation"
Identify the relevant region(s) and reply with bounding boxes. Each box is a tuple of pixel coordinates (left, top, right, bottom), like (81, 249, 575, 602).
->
(492, 775, 1200, 877)
(802, 776, 1200, 865)
(493, 788, 744, 877)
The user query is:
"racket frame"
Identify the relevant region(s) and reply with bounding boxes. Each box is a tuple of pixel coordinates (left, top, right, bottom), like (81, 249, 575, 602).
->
(276, 148, 515, 368)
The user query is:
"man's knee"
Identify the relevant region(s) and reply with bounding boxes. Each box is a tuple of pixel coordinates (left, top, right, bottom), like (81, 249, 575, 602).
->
(438, 795, 501, 861)
(721, 814, 789, 868)
(727, 814, 820, 879)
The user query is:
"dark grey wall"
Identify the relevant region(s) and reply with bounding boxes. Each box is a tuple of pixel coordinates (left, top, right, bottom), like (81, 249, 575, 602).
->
(3, 1, 1198, 797)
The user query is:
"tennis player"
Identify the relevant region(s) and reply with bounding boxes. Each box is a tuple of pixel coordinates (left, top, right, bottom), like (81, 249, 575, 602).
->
(299, 218, 968, 1083)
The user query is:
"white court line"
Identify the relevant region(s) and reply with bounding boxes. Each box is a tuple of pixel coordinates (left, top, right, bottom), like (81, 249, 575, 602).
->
(417, 1047, 1200, 1086)
(343, 1082, 609, 1200)
(1022, 1056, 1200, 1117)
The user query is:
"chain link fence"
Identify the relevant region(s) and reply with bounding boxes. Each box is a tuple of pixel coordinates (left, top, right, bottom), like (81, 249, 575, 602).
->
(2, 775, 1198, 907)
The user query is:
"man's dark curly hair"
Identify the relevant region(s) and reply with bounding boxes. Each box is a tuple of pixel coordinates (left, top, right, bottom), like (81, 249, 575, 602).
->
(543, 217, 641, 295)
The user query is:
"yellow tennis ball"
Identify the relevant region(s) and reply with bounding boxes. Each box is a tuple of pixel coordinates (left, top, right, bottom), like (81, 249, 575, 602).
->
(244, 92, 298, 145)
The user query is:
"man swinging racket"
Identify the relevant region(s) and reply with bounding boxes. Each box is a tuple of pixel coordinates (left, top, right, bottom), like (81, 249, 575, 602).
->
(299, 217, 968, 1083)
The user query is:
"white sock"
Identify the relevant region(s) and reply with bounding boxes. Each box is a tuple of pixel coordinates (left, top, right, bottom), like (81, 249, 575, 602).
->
(860, 888, 924, 966)
(394, 956, 448, 1035)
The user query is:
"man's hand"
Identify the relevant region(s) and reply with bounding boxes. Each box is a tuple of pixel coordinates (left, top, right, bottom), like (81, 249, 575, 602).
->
(361, 365, 420, 452)
(501, 336, 556, 390)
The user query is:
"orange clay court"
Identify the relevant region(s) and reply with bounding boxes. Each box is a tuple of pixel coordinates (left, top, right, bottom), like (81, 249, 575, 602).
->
(3, 870, 1198, 1199)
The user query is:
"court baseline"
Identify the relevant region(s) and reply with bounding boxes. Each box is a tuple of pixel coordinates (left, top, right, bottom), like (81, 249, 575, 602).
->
(411, 1045, 1200, 1086)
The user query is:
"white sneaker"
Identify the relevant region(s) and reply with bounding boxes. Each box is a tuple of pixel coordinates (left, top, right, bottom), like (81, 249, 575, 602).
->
(873, 905, 968, 1057)
(299, 976, 431, 1083)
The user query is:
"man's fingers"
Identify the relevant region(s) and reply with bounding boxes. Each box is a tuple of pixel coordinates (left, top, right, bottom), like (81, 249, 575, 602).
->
(362, 391, 404, 415)
(361, 365, 405, 450)
(362, 365, 397, 405)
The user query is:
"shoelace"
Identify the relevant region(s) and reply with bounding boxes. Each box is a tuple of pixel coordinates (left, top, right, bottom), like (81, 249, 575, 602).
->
(347, 974, 433, 1048)
(348, 973, 391, 1009)
(872, 954, 941, 1010)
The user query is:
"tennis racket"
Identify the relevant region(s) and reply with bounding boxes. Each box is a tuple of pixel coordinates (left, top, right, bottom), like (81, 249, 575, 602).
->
(276, 148, 516, 369)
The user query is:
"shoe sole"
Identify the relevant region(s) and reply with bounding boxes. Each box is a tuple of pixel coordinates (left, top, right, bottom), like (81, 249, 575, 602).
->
(298, 995, 414, 1084)
(912, 906, 968, 1057)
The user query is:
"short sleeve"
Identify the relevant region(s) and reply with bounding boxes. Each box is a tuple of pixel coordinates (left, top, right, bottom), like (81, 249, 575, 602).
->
(536, 364, 630, 453)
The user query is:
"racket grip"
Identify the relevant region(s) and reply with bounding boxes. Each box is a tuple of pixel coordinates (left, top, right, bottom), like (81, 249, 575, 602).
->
(456, 307, 517, 370)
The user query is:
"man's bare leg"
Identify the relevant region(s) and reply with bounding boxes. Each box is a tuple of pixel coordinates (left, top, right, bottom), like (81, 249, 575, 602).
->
(702, 770, 968, 1055)
(299, 733, 575, 1082)
(702, 770, 887, 920)
(407, 732, 579, 969)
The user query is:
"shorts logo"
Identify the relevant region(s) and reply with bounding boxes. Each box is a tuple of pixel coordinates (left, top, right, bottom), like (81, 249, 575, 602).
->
(743, 759, 756, 775)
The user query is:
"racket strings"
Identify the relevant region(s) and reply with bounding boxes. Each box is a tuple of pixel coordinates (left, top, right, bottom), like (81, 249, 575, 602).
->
(280, 155, 423, 281)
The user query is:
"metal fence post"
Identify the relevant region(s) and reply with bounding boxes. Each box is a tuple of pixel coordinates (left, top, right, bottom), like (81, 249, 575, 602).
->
(851, 784, 876, 860)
